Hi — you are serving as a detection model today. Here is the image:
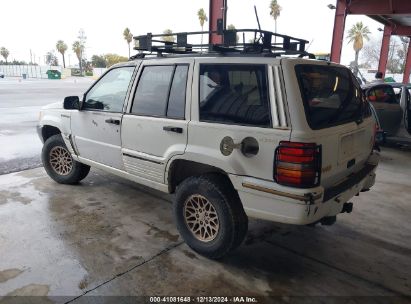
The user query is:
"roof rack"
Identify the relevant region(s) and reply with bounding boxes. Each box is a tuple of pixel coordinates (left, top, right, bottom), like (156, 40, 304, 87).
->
(132, 29, 315, 58)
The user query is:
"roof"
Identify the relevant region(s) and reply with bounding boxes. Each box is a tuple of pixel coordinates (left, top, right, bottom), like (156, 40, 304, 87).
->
(342, 0, 411, 36)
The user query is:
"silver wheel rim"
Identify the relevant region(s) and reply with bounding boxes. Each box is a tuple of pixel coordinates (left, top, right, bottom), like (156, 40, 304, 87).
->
(49, 146, 73, 176)
(184, 194, 219, 242)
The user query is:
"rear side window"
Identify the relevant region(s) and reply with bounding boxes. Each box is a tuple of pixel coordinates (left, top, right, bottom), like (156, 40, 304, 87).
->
(295, 64, 367, 130)
(366, 85, 398, 104)
(131, 65, 188, 119)
(167, 65, 188, 119)
(199, 64, 271, 127)
(132, 66, 174, 116)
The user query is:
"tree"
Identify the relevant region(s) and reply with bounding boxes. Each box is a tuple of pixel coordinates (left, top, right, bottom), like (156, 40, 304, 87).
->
(46, 51, 59, 66)
(364, 36, 405, 73)
(398, 37, 410, 73)
(197, 8, 208, 47)
(76, 29, 87, 74)
(123, 28, 133, 58)
(56, 40, 68, 68)
(81, 59, 93, 73)
(104, 53, 128, 67)
(269, 0, 282, 42)
(72, 41, 84, 71)
(347, 21, 371, 76)
(91, 55, 107, 68)
(163, 29, 175, 43)
(362, 36, 408, 74)
(0, 47, 10, 63)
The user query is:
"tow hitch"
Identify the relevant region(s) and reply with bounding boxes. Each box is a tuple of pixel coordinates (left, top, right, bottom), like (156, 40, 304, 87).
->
(341, 202, 353, 213)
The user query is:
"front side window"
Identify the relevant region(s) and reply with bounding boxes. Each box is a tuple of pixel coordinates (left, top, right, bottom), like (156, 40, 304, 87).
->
(199, 64, 271, 127)
(84, 67, 134, 112)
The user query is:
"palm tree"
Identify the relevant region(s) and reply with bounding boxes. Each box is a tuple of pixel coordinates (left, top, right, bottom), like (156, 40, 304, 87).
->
(72, 41, 84, 72)
(0, 47, 10, 63)
(197, 8, 208, 47)
(123, 28, 133, 58)
(269, 0, 282, 42)
(56, 40, 68, 68)
(347, 22, 371, 76)
(163, 29, 175, 43)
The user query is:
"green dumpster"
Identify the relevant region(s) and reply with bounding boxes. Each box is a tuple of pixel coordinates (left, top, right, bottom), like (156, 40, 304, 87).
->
(46, 70, 61, 79)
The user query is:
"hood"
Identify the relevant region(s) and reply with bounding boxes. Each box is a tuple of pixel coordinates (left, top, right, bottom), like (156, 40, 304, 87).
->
(42, 101, 63, 110)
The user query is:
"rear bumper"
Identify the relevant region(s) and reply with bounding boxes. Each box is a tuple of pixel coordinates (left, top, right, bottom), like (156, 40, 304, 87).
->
(229, 152, 379, 225)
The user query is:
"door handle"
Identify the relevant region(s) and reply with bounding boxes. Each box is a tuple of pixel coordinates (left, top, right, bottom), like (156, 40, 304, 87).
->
(105, 118, 120, 125)
(163, 126, 183, 133)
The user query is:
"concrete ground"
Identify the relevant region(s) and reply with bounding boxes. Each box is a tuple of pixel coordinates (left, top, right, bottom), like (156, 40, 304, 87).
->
(0, 77, 92, 174)
(0, 147, 410, 303)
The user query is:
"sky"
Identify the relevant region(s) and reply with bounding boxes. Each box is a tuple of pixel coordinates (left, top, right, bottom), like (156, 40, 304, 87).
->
(0, 0, 384, 67)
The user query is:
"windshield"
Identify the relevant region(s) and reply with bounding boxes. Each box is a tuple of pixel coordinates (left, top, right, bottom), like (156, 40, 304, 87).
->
(295, 64, 368, 130)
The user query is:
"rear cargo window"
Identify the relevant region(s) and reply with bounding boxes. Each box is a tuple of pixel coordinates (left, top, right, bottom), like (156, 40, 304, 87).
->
(295, 64, 367, 130)
(199, 64, 271, 127)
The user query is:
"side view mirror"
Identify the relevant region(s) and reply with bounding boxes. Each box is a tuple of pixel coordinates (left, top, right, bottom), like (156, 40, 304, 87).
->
(63, 96, 80, 110)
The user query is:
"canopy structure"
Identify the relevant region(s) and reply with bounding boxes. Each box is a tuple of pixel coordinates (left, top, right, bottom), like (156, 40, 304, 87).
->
(330, 0, 411, 83)
(208, 0, 411, 83)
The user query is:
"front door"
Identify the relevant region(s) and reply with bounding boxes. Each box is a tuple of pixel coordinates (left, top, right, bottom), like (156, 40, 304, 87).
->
(121, 61, 192, 183)
(71, 66, 135, 169)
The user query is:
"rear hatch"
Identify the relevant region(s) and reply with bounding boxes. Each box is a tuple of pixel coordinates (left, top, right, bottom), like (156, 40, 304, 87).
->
(281, 59, 375, 189)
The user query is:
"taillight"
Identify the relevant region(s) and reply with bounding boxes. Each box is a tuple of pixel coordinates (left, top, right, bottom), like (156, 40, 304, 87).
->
(274, 141, 321, 188)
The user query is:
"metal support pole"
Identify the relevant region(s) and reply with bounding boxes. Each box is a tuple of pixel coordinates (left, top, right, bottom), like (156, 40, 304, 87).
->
(378, 25, 392, 78)
(209, 0, 227, 45)
(330, 0, 347, 63)
(403, 42, 411, 84)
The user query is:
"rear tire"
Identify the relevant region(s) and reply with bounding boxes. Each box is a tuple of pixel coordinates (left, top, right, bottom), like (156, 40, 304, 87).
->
(42, 134, 90, 184)
(174, 174, 248, 259)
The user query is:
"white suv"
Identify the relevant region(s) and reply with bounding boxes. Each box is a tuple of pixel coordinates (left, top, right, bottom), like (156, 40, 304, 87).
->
(37, 30, 379, 258)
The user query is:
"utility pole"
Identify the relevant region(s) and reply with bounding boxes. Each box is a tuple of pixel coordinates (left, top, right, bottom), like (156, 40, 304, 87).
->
(78, 28, 87, 75)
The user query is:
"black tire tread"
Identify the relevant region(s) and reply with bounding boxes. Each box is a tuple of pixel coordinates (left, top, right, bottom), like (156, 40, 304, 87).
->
(174, 173, 248, 259)
(42, 134, 90, 184)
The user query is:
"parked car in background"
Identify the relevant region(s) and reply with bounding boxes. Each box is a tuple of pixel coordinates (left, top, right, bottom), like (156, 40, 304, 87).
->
(362, 82, 411, 145)
(0, 71, 4, 78)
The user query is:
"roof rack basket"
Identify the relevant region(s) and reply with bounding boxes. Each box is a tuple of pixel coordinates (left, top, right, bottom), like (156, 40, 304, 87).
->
(132, 29, 314, 58)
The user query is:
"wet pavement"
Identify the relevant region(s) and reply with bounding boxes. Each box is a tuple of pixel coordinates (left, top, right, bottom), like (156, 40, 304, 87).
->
(0, 77, 92, 174)
(0, 147, 410, 302)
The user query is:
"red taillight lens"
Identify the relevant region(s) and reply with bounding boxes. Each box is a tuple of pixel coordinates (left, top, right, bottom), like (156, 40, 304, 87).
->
(274, 141, 321, 188)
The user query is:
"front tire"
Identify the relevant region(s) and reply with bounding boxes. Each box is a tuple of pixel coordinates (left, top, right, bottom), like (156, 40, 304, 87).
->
(42, 134, 90, 184)
(174, 174, 248, 259)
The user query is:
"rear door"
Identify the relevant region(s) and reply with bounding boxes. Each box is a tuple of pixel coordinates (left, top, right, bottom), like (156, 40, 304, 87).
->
(121, 59, 193, 183)
(186, 58, 291, 182)
(366, 84, 402, 136)
(283, 60, 375, 188)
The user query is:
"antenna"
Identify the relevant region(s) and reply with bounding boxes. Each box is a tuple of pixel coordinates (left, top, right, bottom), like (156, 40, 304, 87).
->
(306, 39, 314, 51)
(254, 5, 263, 43)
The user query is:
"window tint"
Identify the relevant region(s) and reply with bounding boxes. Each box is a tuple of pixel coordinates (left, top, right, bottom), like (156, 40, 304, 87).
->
(167, 65, 188, 119)
(295, 64, 367, 130)
(84, 67, 134, 112)
(199, 64, 270, 127)
(131, 66, 174, 116)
